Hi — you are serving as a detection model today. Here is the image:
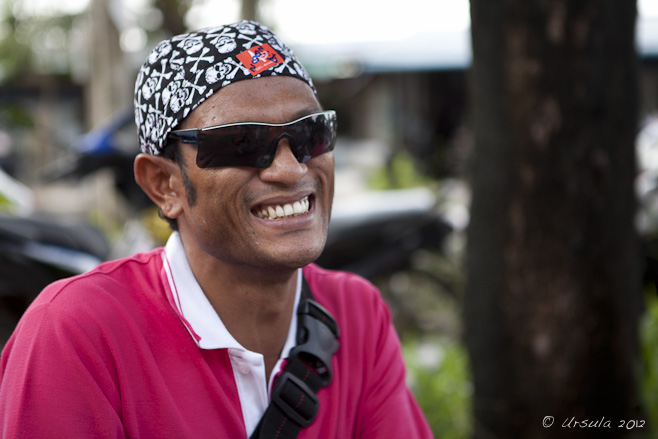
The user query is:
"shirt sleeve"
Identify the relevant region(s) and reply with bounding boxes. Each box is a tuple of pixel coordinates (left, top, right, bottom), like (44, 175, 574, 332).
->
(0, 301, 124, 439)
(356, 286, 434, 439)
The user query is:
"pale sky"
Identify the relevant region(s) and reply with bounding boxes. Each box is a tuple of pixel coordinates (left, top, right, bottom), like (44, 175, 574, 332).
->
(2, 0, 657, 61)
(7, 0, 658, 46)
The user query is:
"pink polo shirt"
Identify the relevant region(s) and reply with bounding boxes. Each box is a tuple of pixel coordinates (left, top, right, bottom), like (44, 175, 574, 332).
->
(0, 233, 433, 439)
(162, 233, 302, 435)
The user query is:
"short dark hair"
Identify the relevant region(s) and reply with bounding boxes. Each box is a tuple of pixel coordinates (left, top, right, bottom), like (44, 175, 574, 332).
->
(159, 142, 197, 231)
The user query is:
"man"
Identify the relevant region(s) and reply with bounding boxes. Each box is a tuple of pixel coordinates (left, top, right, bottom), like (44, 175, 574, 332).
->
(0, 21, 433, 439)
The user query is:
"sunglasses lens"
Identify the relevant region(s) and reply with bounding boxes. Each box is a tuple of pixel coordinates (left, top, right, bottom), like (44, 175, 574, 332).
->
(290, 113, 337, 164)
(193, 112, 336, 169)
(196, 126, 274, 168)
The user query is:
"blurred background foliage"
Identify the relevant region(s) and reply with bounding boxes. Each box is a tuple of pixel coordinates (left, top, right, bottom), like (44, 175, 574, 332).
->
(404, 337, 472, 438)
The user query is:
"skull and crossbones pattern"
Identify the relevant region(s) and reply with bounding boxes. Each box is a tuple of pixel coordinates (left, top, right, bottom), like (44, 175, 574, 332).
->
(134, 20, 315, 155)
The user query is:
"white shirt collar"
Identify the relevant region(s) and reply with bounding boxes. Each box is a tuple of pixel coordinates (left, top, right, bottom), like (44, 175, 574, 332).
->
(162, 232, 301, 355)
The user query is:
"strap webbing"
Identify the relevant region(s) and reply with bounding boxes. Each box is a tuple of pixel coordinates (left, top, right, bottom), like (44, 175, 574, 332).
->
(249, 276, 339, 439)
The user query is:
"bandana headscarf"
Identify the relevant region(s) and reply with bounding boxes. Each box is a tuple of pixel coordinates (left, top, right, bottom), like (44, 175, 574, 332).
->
(134, 20, 315, 155)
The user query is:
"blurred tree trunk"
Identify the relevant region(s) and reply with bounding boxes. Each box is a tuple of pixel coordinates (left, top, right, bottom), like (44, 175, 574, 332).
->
(241, 0, 260, 21)
(86, 0, 192, 129)
(154, 0, 188, 36)
(87, 0, 131, 127)
(464, 1, 642, 438)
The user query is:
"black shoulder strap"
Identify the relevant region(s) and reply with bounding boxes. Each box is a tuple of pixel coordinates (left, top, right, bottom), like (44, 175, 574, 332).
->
(250, 276, 340, 439)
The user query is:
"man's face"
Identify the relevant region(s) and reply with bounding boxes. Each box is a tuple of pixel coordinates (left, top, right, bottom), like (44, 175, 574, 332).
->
(174, 76, 335, 272)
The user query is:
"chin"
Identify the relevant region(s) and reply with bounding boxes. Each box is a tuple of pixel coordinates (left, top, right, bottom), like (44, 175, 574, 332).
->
(271, 241, 327, 270)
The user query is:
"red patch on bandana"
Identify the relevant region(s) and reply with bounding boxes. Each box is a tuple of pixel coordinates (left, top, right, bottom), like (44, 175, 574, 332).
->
(237, 44, 283, 76)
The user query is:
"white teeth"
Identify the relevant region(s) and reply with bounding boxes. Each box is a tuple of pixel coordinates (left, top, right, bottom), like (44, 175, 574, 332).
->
(255, 197, 310, 220)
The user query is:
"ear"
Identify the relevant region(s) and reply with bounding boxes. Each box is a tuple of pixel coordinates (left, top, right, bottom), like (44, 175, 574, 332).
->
(134, 153, 185, 220)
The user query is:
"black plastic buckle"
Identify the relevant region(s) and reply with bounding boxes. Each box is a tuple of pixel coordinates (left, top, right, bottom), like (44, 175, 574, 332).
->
(292, 300, 340, 385)
(299, 299, 339, 338)
(271, 372, 319, 427)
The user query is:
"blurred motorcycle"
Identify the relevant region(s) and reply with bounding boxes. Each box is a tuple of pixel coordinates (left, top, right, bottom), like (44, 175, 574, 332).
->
(0, 211, 109, 342)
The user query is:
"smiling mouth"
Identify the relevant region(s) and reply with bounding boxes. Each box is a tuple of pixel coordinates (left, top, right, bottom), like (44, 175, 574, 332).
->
(253, 196, 311, 220)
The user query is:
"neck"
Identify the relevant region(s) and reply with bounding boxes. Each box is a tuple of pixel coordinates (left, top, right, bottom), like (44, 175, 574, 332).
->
(180, 235, 299, 380)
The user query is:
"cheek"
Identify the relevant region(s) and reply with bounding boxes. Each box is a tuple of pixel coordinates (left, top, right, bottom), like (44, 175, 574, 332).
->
(316, 155, 335, 202)
(312, 153, 335, 182)
(190, 170, 252, 225)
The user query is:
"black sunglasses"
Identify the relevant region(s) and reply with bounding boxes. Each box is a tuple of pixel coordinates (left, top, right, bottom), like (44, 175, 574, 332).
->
(168, 110, 337, 169)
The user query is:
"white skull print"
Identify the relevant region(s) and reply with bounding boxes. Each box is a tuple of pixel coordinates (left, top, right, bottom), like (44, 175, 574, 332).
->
(205, 63, 232, 84)
(236, 22, 257, 35)
(169, 88, 190, 113)
(214, 36, 237, 54)
(141, 77, 159, 100)
(162, 81, 181, 106)
(177, 36, 205, 55)
(148, 41, 172, 65)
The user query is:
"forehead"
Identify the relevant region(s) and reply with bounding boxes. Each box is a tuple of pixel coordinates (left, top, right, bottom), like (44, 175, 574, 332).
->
(181, 76, 322, 129)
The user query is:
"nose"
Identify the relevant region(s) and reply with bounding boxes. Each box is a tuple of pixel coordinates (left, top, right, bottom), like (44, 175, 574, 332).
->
(259, 139, 307, 185)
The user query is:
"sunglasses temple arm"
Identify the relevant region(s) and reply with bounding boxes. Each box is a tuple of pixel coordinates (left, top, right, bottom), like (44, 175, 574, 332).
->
(169, 130, 199, 145)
